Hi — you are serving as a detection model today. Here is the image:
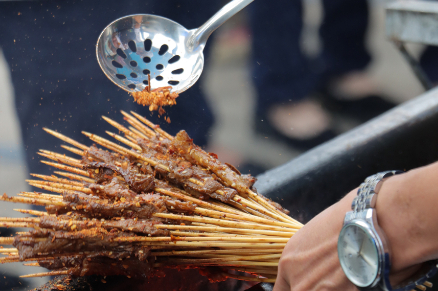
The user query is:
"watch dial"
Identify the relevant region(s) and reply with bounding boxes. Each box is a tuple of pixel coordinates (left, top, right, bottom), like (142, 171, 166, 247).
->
(338, 224, 379, 287)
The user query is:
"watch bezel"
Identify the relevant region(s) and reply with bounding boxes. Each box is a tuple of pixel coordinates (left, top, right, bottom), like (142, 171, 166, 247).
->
(338, 217, 388, 289)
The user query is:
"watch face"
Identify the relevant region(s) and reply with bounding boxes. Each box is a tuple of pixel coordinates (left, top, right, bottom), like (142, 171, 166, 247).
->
(338, 223, 380, 287)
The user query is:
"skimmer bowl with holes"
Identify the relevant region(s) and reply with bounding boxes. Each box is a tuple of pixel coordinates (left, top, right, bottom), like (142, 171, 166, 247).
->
(96, 0, 253, 94)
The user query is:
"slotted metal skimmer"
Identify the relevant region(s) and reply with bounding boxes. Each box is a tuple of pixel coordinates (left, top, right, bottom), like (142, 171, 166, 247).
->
(96, 0, 253, 94)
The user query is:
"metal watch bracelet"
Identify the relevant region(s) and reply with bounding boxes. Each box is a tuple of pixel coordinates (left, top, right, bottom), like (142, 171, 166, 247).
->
(352, 171, 438, 291)
(352, 171, 403, 215)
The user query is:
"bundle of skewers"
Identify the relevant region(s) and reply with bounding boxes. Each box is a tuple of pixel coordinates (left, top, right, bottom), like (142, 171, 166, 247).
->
(0, 110, 302, 283)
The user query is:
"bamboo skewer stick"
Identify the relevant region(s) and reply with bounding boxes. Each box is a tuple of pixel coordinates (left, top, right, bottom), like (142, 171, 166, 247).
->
(106, 131, 142, 151)
(247, 191, 300, 225)
(27, 180, 92, 194)
(121, 111, 163, 139)
(157, 259, 279, 267)
(0, 237, 14, 245)
(155, 225, 293, 237)
(151, 248, 285, 257)
(193, 207, 298, 229)
(128, 126, 149, 140)
(153, 250, 281, 263)
(30, 174, 84, 187)
(0, 248, 18, 253)
(155, 188, 253, 218)
(124, 117, 157, 139)
(231, 195, 284, 222)
(23, 262, 40, 267)
(222, 272, 275, 283)
(38, 150, 83, 168)
(18, 192, 62, 201)
(15, 232, 32, 236)
(129, 111, 173, 140)
(153, 213, 295, 232)
(0, 256, 19, 263)
(0, 217, 40, 222)
(54, 171, 94, 183)
(231, 269, 278, 277)
(0, 195, 66, 207)
(13, 209, 49, 216)
(154, 188, 290, 227)
(142, 241, 287, 249)
(0, 222, 33, 228)
(41, 161, 91, 177)
(43, 128, 88, 151)
(101, 115, 141, 139)
(115, 235, 289, 243)
(0, 254, 72, 264)
(60, 145, 84, 156)
(161, 253, 282, 262)
(38, 154, 83, 170)
(83, 131, 162, 168)
(20, 270, 69, 278)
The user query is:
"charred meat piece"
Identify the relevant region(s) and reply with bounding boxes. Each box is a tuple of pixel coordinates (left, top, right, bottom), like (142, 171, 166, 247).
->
(136, 138, 238, 203)
(88, 177, 137, 199)
(170, 131, 253, 196)
(13, 228, 143, 260)
(38, 215, 170, 236)
(47, 193, 167, 219)
(47, 193, 195, 219)
(69, 256, 155, 278)
(83, 146, 155, 193)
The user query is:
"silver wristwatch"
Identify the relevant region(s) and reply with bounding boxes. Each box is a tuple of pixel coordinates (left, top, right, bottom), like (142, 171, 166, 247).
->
(338, 171, 438, 291)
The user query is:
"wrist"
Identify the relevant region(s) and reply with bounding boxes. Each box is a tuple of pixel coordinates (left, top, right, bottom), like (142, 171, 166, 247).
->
(376, 165, 438, 273)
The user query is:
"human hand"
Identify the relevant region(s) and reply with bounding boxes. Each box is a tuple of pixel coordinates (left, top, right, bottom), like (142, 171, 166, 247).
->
(273, 190, 357, 291)
(274, 164, 438, 291)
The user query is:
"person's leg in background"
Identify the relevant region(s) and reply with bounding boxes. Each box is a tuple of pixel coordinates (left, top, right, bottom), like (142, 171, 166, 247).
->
(419, 45, 438, 86)
(318, 0, 396, 122)
(318, 0, 370, 79)
(249, 0, 335, 150)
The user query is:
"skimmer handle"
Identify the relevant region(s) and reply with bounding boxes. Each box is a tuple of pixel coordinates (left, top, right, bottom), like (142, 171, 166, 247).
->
(188, 0, 253, 51)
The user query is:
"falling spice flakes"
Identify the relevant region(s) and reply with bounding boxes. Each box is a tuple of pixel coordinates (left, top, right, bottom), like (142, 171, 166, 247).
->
(130, 75, 178, 124)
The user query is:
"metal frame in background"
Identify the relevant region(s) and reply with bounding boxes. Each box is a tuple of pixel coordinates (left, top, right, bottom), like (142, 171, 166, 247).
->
(386, 0, 438, 90)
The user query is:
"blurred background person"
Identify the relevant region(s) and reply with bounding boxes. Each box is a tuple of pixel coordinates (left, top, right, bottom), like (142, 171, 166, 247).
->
(250, 0, 395, 150)
(249, 0, 438, 151)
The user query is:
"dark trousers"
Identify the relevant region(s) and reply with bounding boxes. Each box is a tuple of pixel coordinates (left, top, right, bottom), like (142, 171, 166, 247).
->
(249, 0, 371, 117)
(0, 0, 217, 177)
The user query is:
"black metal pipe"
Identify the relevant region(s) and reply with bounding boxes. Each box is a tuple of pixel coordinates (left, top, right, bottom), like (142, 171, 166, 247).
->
(255, 87, 438, 223)
(394, 41, 433, 91)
